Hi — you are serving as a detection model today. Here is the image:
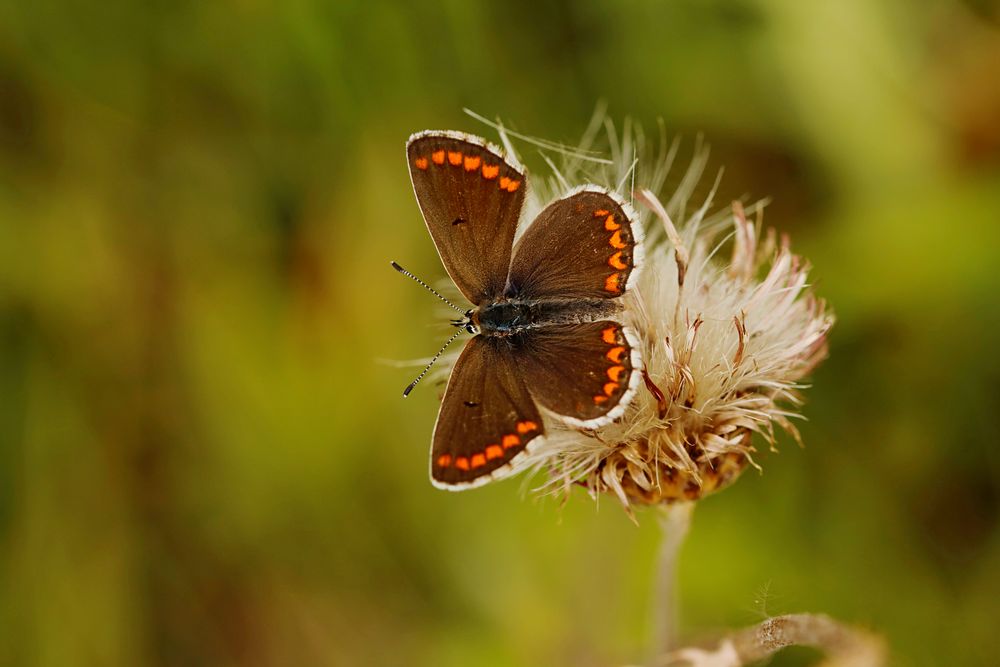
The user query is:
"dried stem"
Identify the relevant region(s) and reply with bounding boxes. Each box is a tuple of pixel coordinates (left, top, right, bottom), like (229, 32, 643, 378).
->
(660, 613, 887, 667)
(649, 502, 695, 662)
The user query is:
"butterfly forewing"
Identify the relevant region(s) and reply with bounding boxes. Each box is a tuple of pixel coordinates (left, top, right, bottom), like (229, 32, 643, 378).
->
(508, 187, 642, 300)
(515, 321, 641, 429)
(431, 336, 544, 489)
(407, 131, 526, 304)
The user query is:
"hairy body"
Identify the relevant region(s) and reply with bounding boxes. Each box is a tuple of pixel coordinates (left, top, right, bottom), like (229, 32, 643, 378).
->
(472, 297, 622, 336)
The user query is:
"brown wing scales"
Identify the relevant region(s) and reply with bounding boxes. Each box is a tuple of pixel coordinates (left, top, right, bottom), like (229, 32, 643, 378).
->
(407, 132, 525, 304)
(507, 187, 642, 300)
(514, 321, 640, 428)
(431, 336, 544, 489)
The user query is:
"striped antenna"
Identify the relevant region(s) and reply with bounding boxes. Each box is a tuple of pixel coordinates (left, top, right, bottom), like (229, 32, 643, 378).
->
(391, 261, 466, 314)
(403, 329, 463, 397)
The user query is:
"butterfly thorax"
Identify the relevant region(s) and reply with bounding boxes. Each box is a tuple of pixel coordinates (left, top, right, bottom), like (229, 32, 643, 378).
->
(472, 297, 621, 337)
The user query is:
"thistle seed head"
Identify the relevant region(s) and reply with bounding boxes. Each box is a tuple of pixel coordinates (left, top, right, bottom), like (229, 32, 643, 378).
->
(450, 113, 834, 508)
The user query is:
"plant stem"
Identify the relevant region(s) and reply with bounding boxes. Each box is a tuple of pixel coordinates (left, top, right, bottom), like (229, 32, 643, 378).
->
(649, 501, 695, 663)
(661, 613, 887, 666)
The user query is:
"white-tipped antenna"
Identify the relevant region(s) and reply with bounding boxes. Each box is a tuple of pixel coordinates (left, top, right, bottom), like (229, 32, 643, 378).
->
(390, 261, 466, 314)
(402, 329, 463, 397)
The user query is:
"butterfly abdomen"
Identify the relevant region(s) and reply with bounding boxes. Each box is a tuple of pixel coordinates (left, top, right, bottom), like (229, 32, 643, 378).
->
(476, 298, 622, 336)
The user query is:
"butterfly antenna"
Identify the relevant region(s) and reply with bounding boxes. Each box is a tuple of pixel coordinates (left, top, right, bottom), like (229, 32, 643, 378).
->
(403, 329, 463, 397)
(391, 261, 466, 314)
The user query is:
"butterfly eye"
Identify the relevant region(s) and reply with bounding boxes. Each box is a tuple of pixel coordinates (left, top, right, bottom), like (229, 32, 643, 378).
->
(465, 322, 479, 335)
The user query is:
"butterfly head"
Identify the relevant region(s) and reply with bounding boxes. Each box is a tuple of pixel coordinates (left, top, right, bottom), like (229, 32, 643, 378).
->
(451, 309, 480, 335)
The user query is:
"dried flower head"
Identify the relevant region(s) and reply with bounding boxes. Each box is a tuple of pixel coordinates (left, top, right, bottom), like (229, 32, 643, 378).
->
(434, 113, 833, 508)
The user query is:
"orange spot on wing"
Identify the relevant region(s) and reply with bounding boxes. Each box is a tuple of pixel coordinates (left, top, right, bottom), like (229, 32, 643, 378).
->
(609, 230, 626, 249)
(607, 346, 626, 363)
(485, 444, 504, 460)
(516, 420, 538, 434)
(414, 157, 429, 170)
(499, 176, 511, 190)
(482, 164, 499, 179)
(448, 151, 462, 166)
(464, 155, 481, 171)
(608, 251, 628, 270)
(502, 434, 521, 449)
(431, 150, 445, 165)
(594, 395, 608, 404)
(604, 273, 622, 294)
(471, 452, 486, 468)
(605, 214, 620, 231)
(603, 381, 618, 396)
(607, 365, 626, 382)
(436, 454, 452, 467)
(594, 209, 609, 217)
(455, 456, 470, 471)
(505, 179, 520, 192)
(602, 327, 618, 344)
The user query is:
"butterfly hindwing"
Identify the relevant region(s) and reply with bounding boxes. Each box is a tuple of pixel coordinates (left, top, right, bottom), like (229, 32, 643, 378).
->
(407, 131, 526, 304)
(431, 336, 544, 489)
(514, 321, 641, 429)
(508, 186, 643, 300)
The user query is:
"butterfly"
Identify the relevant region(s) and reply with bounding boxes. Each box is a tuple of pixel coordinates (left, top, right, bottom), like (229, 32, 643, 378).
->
(405, 130, 644, 490)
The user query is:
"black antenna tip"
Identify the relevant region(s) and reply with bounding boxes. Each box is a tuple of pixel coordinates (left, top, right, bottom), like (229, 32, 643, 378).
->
(391, 260, 466, 314)
(402, 382, 416, 397)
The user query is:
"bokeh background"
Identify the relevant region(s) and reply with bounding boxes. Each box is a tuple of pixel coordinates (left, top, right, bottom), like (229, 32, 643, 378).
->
(2, 1, 999, 665)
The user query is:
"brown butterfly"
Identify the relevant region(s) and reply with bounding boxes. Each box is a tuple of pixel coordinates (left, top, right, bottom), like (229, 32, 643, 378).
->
(404, 130, 644, 489)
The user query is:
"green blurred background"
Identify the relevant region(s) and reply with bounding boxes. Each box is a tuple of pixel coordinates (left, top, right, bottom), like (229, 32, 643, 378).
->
(1, 1, 999, 665)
